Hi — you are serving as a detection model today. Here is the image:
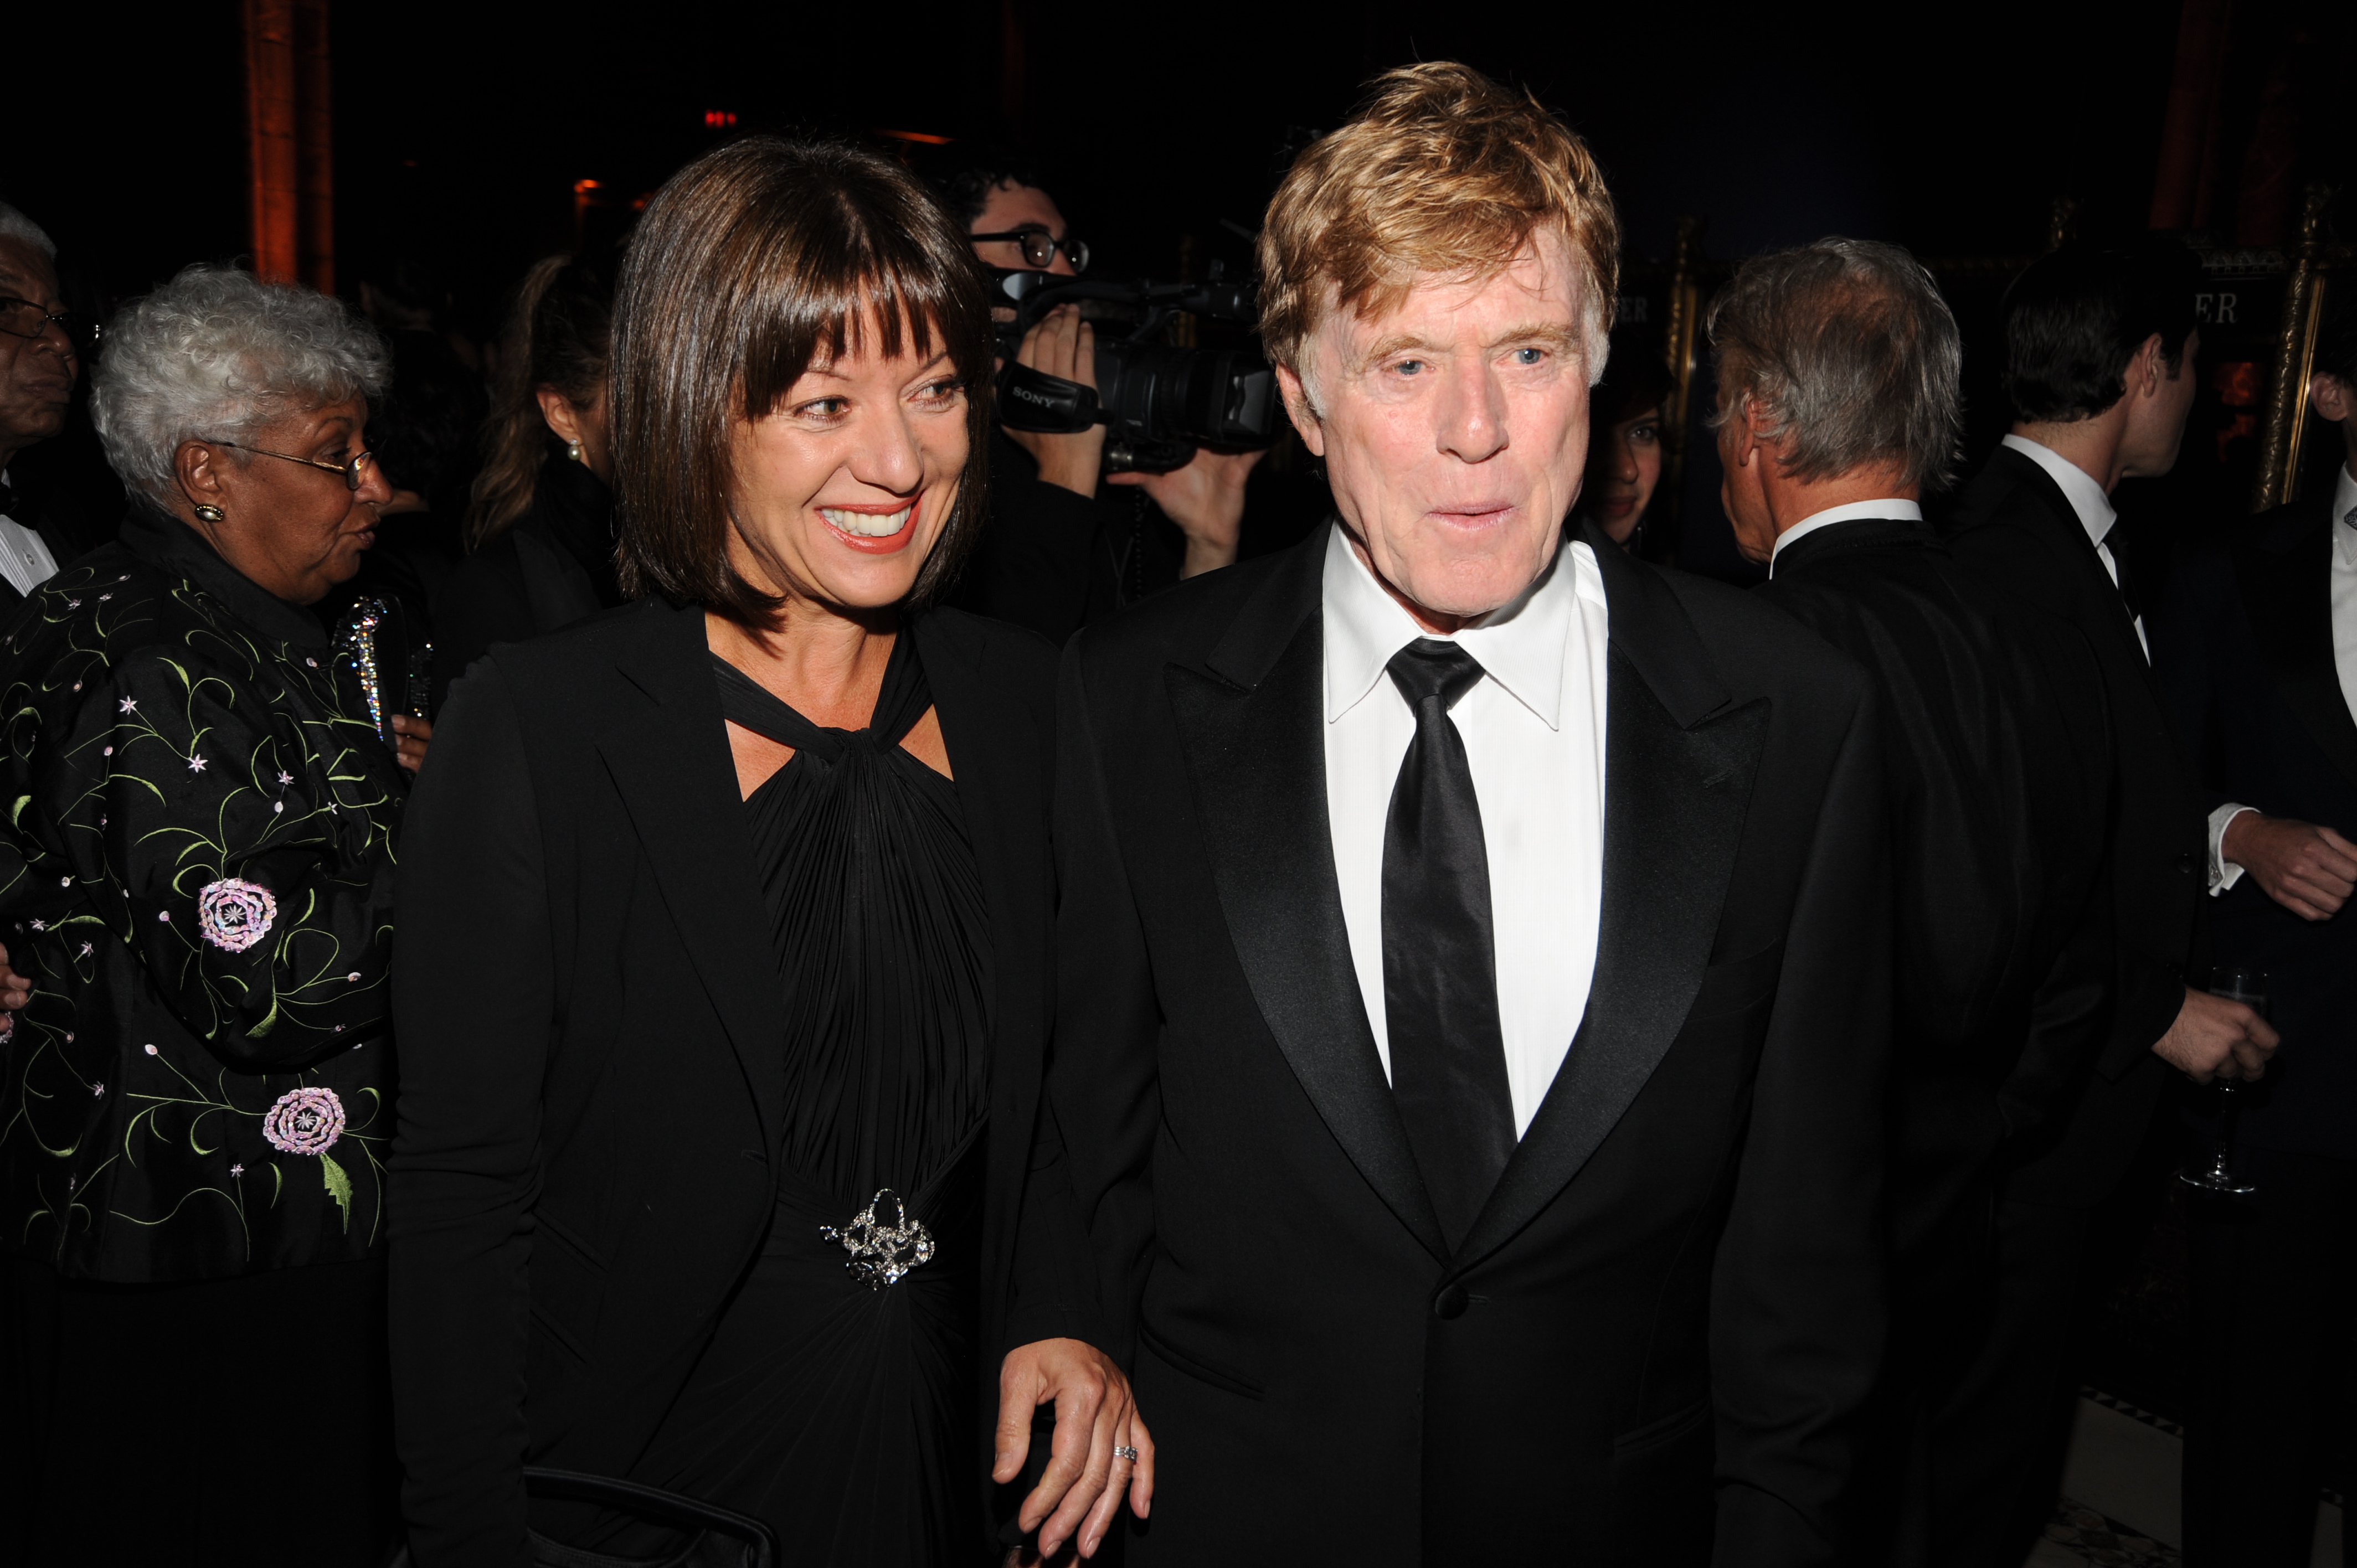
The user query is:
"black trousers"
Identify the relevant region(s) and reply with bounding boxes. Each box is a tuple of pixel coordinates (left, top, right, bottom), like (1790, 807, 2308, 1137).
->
(2183, 1143, 2357, 1567)
(1913, 1197, 2091, 1567)
(1, 1253, 399, 1566)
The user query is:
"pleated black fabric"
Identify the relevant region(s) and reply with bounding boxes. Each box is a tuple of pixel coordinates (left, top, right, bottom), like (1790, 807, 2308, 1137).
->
(588, 625, 996, 1566)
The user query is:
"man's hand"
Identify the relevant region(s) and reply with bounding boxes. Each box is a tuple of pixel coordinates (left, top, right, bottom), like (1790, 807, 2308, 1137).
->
(0, 942, 29, 1012)
(1006, 306, 1106, 498)
(995, 1337, 1152, 1560)
(1109, 445, 1266, 578)
(2153, 986, 2281, 1084)
(2222, 811, 2357, 921)
(389, 714, 432, 774)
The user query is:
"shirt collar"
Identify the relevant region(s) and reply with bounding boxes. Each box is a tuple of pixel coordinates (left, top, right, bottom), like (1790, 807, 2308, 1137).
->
(1767, 498, 1923, 578)
(2003, 432, 2117, 549)
(1322, 522, 1584, 730)
(119, 502, 331, 649)
(2333, 461, 2357, 570)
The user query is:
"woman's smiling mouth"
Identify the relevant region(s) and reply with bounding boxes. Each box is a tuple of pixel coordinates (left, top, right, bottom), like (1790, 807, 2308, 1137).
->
(820, 503, 914, 538)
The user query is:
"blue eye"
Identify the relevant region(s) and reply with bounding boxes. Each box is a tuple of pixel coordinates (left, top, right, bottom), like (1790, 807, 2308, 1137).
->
(1393, 359, 1425, 376)
(1512, 347, 1545, 365)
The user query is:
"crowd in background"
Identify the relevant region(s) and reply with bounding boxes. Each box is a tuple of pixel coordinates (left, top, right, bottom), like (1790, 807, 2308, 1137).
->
(0, 56, 2351, 1568)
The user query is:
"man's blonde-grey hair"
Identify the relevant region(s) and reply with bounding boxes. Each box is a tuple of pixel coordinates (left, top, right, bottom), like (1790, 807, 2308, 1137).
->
(1706, 238, 1964, 492)
(90, 265, 388, 503)
(1258, 63, 1619, 402)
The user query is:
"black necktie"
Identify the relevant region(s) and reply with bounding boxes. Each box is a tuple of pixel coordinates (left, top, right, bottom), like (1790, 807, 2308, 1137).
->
(2098, 518, 2142, 621)
(1381, 638, 1516, 1251)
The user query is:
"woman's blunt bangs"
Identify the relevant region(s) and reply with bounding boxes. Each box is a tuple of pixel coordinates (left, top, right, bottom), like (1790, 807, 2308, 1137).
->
(611, 136, 995, 621)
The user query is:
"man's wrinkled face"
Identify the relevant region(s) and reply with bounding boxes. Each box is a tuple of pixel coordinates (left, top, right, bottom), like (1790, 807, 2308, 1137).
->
(0, 239, 76, 457)
(1279, 229, 1593, 627)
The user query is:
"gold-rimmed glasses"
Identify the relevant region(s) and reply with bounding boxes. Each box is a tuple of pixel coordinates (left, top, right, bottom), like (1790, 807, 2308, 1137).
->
(201, 440, 377, 491)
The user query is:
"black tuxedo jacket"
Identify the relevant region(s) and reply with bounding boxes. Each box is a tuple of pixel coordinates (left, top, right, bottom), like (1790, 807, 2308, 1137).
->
(387, 597, 1083, 1566)
(1047, 522, 1890, 1566)
(2150, 489, 2357, 1157)
(1942, 446, 2206, 1204)
(1759, 518, 2111, 1299)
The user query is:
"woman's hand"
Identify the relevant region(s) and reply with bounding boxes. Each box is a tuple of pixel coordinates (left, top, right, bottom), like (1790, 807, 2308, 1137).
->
(995, 1337, 1153, 1560)
(1006, 307, 1106, 498)
(0, 942, 29, 1011)
(391, 714, 433, 774)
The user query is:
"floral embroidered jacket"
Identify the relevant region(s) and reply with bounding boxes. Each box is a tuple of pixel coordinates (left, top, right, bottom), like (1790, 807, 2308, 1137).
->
(0, 506, 405, 1281)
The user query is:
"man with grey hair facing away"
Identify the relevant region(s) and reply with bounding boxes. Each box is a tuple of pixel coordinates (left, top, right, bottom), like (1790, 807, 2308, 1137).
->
(0, 203, 90, 607)
(1713, 239, 2114, 1564)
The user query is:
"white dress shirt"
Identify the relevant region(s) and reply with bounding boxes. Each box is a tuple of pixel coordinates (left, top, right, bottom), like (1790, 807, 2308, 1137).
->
(1767, 498, 1924, 578)
(2002, 433, 2147, 659)
(1321, 525, 1611, 1137)
(2210, 460, 2357, 893)
(0, 469, 58, 601)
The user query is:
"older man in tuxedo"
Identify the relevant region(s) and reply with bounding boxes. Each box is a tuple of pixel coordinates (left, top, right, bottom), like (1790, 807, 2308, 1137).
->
(1041, 63, 1889, 1566)
(1713, 240, 2114, 1562)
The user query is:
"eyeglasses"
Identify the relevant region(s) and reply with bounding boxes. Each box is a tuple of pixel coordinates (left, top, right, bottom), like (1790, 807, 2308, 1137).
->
(0, 296, 99, 355)
(201, 439, 376, 491)
(970, 228, 1090, 274)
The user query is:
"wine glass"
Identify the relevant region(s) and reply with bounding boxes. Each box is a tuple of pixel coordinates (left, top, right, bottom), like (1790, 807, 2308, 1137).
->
(2178, 966, 2266, 1198)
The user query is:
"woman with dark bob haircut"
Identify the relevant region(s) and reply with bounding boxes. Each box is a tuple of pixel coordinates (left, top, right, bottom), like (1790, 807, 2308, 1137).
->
(389, 136, 1146, 1567)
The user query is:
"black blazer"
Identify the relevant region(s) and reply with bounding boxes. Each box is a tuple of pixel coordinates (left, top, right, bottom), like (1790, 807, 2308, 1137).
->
(1943, 445, 2206, 1204)
(1759, 517, 2111, 1291)
(1047, 522, 1891, 1567)
(2150, 489, 2357, 1156)
(388, 596, 1084, 1566)
(429, 462, 623, 714)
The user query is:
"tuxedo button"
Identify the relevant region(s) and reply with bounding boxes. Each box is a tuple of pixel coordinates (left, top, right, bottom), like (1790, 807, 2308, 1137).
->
(1433, 1283, 1469, 1320)
(2177, 852, 2198, 876)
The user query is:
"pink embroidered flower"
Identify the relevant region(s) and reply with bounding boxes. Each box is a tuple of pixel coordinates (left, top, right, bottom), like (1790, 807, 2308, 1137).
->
(261, 1086, 344, 1156)
(195, 878, 276, 953)
(230, 1163, 244, 1177)
(186, 754, 208, 773)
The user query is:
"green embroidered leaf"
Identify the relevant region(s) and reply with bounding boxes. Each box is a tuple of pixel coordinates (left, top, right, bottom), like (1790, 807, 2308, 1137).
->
(320, 1151, 351, 1232)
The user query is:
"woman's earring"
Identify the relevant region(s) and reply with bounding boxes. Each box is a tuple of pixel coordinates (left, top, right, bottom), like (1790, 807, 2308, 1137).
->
(567, 439, 585, 465)
(192, 504, 225, 523)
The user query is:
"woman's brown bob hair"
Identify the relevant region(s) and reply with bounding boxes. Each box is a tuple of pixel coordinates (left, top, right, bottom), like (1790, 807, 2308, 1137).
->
(610, 135, 994, 620)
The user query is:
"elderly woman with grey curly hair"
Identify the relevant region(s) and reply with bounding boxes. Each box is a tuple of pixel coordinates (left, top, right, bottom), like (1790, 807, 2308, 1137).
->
(0, 264, 420, 1565)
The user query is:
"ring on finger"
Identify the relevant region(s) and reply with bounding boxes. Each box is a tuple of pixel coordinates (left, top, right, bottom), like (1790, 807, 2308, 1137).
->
(1113, 1445, 1140, 1462)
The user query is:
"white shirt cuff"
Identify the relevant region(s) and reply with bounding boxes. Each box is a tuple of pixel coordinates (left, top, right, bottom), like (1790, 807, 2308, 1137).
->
(2209, 803, 2259, 894)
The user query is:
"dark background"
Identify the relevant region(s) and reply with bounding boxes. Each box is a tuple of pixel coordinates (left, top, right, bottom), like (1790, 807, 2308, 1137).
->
(11, 0, 2355, 574)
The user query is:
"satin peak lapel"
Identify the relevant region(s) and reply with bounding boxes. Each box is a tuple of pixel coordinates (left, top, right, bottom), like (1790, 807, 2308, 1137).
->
(1452, 533, 1768, 1273)
(1165, 563, 1448, 1262)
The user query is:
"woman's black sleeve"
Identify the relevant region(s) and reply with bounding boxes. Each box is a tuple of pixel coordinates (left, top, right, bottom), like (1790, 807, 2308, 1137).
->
(388, 661, 552, 1568)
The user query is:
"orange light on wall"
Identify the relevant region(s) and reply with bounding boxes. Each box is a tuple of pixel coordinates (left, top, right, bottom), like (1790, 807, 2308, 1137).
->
(243, 0, 299, 283)
(703, 110, 738, 128)
(243, 0, 333, 291)
(573, 180, 601, 246)
(876, 128, 953, 146)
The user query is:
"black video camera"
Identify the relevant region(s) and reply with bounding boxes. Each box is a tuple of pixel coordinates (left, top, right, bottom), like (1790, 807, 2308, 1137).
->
(991, 264, 1281, 473)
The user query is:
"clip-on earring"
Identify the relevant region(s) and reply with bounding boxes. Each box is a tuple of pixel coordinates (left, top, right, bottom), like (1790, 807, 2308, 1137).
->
(193, 504, 225, 523)
(567, 439, 585, 465)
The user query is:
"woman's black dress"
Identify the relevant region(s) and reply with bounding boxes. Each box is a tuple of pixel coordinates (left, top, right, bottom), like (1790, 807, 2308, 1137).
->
(581, 628, 994, 1565)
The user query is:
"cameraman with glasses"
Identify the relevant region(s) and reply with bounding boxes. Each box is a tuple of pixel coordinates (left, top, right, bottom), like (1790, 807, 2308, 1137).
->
(936, 153, 1264, 643)
(0, 205, 96, 610)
